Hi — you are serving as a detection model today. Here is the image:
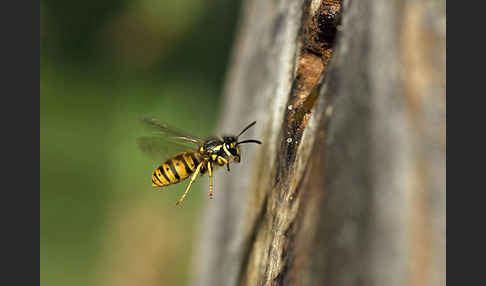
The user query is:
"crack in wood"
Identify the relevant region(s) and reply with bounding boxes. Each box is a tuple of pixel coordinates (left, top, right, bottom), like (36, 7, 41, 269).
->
(279, 0, 341, 174)
(264, 1, 342, 284)
(238, 1, 342, 285)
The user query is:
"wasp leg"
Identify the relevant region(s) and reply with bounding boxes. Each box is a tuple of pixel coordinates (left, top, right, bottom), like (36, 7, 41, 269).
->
(176, 161, 204, 206)
(207, 161, 213, 199)
(226, 163, 230, 172)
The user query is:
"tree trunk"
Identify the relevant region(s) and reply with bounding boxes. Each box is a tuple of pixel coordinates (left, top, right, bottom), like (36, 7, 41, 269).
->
(191, 0, 445, 285)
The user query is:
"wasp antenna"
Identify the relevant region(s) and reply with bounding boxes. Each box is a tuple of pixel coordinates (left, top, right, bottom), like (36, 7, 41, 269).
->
(237, 121, 257, 138)
(236, 139, 262, 145)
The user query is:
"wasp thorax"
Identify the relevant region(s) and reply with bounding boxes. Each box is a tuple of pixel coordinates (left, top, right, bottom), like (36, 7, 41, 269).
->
(203, 138, 222, 151)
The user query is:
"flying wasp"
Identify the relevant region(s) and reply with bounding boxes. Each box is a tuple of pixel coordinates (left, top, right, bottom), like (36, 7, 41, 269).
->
(138, 118, 262, 205)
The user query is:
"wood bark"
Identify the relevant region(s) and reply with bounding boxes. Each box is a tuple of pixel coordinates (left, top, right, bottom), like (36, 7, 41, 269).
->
(191, 0, 445, 285)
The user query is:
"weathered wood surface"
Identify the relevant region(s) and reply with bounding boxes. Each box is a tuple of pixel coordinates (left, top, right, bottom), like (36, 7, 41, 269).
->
(191, 0, 445, 285)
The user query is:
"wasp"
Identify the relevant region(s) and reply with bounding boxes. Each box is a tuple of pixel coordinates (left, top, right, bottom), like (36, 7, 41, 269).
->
(138, 118, 262, 205)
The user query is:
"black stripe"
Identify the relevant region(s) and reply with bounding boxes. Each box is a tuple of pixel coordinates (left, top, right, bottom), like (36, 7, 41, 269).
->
(179, 155, 193, 174)
(168, 160, 180, 180)
(158, 166, 170, 183)
(190, 153, 199, 167)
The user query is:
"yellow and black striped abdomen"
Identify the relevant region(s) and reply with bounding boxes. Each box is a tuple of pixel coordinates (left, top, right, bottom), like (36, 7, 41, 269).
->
(152, 151, 202, 187)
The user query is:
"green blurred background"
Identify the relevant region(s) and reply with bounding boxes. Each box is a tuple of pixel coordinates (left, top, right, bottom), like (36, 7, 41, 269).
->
(40, 1, 241, 285)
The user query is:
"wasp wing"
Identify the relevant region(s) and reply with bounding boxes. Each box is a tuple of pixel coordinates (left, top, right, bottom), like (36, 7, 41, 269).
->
(137, 136, 197, 162)
(140, 117, 203, 145)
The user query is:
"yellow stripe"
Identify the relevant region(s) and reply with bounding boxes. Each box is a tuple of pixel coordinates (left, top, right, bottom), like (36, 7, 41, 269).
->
(182, 153, 195, 172)
(155, 168, 170, 185)
(152, 174, 160, 186)
(172, 158, 188, 179)
(184, 152, 197, 170)
(162, 162, 178, 183)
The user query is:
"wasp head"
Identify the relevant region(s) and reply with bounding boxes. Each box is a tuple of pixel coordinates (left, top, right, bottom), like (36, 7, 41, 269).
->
(222, 121, 262, 163)
(222, 136, 241, 163)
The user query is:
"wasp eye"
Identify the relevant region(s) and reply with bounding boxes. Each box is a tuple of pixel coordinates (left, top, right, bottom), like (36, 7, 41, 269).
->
(229, 147, 238, 156)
